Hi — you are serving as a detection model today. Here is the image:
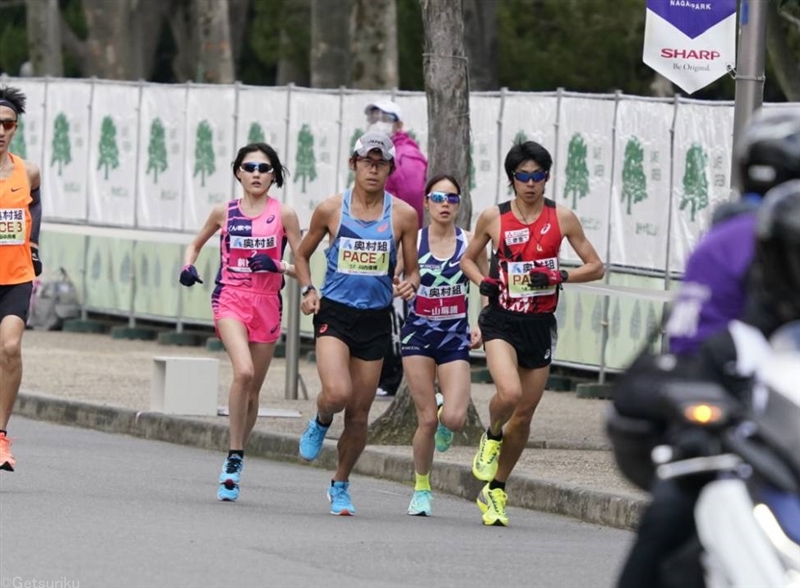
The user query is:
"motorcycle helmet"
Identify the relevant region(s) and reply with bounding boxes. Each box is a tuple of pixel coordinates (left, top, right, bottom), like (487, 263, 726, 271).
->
(735, 108, 800, 197)
(754, 179, 800, 322)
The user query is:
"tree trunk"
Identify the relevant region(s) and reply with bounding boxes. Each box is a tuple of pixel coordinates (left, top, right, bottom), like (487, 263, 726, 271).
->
(368, 381, 484, 445)
(277, 0, 311, 86)
(421, 0, 472, 228)
(227, 0, 252, 68)
(310, 0, 351, 87)
(128, 1, 170, 81)
(350, 0, 398, 89)
(26, 0, 63, 77)
(196, 0, 236, 83)
(368, 0, 484, 446)
(463, 0, 497, 90)
(767, 2, 800, 101)
(168, 0, 197, 82)
(82, 0, 132, 79)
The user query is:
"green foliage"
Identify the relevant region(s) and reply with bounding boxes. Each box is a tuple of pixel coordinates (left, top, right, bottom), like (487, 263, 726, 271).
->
(398, 0, 424, 90)
(194, 121, 216, 187)
(147, 118, 168, 183)
(10, 117, 26, 159)
(97, 116, 120, 180)
(51, 113, 72, 176)
(294, 123, 317, 193)
(621, 137, 647, 215)
(0, 18, 27, 76)
(563, 133, 590, 209)
(680, 144, 709, 222)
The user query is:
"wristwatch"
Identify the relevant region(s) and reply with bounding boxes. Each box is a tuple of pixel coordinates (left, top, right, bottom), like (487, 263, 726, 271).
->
(301, 284, 316, 296)
(559, 270, 569, 282)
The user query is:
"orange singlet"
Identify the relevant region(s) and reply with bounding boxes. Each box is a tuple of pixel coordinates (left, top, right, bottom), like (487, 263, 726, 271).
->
(0, 154, 34, 285)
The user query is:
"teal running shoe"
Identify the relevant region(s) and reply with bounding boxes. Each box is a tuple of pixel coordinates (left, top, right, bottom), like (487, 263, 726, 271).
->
(328, 481, 355, 516)
(217, 454, 243, 502)
(434, 393, 453, 453)
(407, 490, 433, 516)
(299, 418, 330, 461)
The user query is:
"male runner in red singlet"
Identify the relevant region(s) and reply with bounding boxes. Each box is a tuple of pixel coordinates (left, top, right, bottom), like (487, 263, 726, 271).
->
(460, 140, 604, 526)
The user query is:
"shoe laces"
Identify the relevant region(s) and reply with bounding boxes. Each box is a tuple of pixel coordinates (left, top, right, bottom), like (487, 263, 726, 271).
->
(480, 437, 500, 460)
(225, 456, 243, 474)
(488, 488, 507, 513)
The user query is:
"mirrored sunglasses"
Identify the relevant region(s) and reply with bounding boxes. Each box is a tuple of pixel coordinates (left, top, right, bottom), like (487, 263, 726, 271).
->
(513, 170, 548, 183)
(427, 191, 461, 205)
(240, 162, 274, 174)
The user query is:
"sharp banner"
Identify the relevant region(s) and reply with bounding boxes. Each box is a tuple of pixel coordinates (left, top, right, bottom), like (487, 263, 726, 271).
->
(643, 0, 738, 94)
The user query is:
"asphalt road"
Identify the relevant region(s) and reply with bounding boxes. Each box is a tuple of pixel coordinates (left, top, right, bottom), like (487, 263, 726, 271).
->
(0, 418, 633, 588)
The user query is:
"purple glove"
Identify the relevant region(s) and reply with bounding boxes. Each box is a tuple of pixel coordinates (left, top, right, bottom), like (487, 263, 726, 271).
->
(179, 264, 203, 287)
(248, 254, 284, 273)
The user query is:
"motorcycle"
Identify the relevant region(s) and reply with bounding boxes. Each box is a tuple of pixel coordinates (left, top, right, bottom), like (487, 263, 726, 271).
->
(607, 320, 800, 587)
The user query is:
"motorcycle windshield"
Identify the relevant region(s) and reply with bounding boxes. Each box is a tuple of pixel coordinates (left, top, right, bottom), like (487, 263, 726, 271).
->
(758, 485, 800, 545)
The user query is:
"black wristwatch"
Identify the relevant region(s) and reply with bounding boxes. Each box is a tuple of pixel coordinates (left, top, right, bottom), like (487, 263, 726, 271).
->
(559, 270, 569, 282)
(301, 284, 316, 296)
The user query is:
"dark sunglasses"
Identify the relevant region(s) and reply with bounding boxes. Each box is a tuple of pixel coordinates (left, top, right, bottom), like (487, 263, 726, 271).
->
(513, 170, 548, 183)
(0, 120, 18, 131)
(240, 162, 274, 174)
(427, 191, 461, 205)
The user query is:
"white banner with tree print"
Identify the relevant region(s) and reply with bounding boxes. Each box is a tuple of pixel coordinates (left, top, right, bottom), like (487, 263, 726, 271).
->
(88, 82, 139, 226)
(183, 85, 237, 232)
(669, 100, 733, 272)
(469, 94, 502, 228)
(235, 85, 289, 204)
(43, 80, 92, 222)
(498, 93, 558, 204)
(609, 99, 674, 270)
(7, 79, 46, 172)
(555, 95, 616, 266)
(286, 91, 342, 229)
(137, 84, 187, 231)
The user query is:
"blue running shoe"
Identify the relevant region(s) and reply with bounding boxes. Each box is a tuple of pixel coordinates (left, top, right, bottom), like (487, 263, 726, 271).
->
(218, 454, 243, 502)
(299, 418, 329, 461)
(434, 393, 453, 453)
(328, 481, 355, 516)
(407, 490, 433, 516)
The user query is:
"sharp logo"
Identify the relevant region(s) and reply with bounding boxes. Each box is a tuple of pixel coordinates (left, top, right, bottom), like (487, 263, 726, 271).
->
(660, 49, 721, 60)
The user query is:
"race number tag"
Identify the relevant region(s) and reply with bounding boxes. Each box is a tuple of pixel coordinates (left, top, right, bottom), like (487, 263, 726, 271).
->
(507, 257, 558, 298)
(229, 235, 277, 273)
(0, 208, 25, 246)
(337, 237, 390, 275)
(504, 228, 529, 246)
(414, 283, 467, 320)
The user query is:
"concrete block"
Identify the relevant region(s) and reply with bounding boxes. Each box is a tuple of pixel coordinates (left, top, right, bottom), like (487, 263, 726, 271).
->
(151, 356, 219, 416)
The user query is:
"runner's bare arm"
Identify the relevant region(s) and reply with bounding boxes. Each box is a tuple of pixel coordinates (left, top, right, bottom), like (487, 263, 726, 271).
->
(295, 195, 338, 289)
(280, 203, 303, 279)
(461, 207, 498, 286)
(557, 206, 604, 283)
(395, 202, 420, 300)
(466, 230, 491, 307)
(184, 203, 225, 266)
(27, 162, 41, 248)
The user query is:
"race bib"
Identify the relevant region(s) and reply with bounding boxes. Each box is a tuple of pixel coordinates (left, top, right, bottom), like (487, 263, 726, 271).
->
(337, 237, 391, 275)
(504, 228, 529, 246)
(414, 283, 467, 320)
(229, 235, 277, 273)
(507, 257, 558, 298)
(0, 208, 25, 246)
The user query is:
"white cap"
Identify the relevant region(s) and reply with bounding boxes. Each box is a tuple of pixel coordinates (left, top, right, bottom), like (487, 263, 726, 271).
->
(364, 100, 402, 122)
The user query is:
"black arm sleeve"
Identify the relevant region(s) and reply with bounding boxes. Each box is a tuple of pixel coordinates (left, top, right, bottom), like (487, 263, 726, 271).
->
(29, 186, 42, 244)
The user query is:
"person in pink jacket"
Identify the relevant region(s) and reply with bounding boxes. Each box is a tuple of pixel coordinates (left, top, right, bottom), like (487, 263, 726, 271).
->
(363, 100, 428, 397)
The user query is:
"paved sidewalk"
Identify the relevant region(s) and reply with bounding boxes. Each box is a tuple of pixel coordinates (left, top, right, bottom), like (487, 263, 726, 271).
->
(15, 330, 646, 529)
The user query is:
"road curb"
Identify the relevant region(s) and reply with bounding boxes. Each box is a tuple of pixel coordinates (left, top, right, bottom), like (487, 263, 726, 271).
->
(16, 392, 645, 530)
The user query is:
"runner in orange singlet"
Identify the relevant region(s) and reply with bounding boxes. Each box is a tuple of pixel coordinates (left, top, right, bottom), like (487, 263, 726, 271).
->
(0, 86, 43, 472)
(461, 140, 604, 525)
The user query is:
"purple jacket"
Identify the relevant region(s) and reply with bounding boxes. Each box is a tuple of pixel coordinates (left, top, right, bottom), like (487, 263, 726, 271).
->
(666, 212, 757, 355)
(385, 132, 427, 227)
